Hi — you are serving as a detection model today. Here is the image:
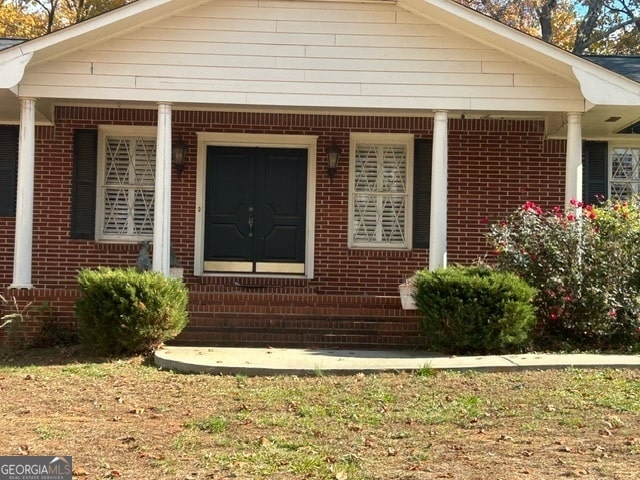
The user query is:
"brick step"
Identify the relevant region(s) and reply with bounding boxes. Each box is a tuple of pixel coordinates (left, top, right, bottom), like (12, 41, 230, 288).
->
(172, 314, 423, 350)
(187, 292, 410, 315)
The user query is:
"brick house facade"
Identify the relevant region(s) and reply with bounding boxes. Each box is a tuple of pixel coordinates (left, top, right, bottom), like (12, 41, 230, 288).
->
(0, 108, 567, 348)
(1, 0, 639, 349)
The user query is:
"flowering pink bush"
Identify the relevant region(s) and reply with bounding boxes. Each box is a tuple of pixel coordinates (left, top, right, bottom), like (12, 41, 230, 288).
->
(487, 197, 640, 351)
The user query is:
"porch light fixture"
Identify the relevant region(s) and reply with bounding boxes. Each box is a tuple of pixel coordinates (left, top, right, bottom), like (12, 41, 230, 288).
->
(172, 137, 188, 179)
(327, 141, 341, 181)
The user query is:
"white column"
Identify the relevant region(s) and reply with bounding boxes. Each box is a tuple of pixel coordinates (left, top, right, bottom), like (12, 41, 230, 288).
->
(565, 112, 583, 209)
(429, 110, 448, 271)
(152, 103, 172, 276)
(11, 97, 36, 289)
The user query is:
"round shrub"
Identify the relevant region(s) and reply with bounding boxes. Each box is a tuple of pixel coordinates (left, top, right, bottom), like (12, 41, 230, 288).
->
(413, 265, 536, 355)
(75, 267, 189, 355)
(488, 198, 640, 351)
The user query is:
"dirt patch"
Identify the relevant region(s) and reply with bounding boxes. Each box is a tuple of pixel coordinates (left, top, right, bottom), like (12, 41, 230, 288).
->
(1, 347, 639, 479)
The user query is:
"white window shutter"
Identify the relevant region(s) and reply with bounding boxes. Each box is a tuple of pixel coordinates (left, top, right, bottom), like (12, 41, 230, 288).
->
(102, 136, 156, 239)
(352, 142, 408, 246)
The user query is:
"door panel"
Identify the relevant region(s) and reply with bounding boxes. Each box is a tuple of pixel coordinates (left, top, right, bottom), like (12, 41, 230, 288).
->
(255, 150, 307, 264)
(204, 148, 254, 263)
(204, 146, 307, 274)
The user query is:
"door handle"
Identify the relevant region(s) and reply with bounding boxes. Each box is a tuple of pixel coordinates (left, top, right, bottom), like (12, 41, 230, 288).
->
(248, 206, 254, 238)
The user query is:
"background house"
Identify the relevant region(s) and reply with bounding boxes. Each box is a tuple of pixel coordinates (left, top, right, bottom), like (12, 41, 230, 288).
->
(1, 0, 640, 349)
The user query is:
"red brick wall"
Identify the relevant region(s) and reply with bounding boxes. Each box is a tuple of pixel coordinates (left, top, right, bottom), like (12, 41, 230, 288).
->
(1, 108, 566, 296)
(448, 118, 566, 264)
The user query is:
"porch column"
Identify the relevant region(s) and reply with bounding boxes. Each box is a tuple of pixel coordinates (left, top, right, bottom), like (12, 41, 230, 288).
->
(565, 112, 583, 209)
(429, 110, 448, 271)
(11, 97, 36, 289)
(152, 102, 172, 276)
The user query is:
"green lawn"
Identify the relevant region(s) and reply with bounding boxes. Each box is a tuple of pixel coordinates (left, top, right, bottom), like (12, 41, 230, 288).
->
(1, 347, 639, 479)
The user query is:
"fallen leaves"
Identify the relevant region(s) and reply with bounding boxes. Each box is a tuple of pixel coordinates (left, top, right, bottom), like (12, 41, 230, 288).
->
(72, 467, 88, 476)
(2, 351, 640, 479)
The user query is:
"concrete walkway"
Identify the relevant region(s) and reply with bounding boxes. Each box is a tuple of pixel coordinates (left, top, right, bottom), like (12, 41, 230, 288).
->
(155, 346, 640, 376)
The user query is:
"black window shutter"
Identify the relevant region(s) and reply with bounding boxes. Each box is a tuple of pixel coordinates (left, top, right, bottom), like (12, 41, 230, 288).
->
(582, 141, 608, 205)
(0, 126, 18, 217)
(413, 139, 432, 248)
(71, 129, 98, 239)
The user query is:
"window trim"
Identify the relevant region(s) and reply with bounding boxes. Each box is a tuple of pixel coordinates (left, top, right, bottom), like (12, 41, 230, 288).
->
(96, 125, 157, 243)
(608, 141, 640, 200)
(348, 132, 414, 250)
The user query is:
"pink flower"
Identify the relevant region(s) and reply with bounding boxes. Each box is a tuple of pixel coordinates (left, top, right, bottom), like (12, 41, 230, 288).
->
(567, 214, 575, 221)
(500, 221, 507, 228)
(523, 201, 543, 215)
(588, 212, 597, 220)
(609, 310, 617, 318)
(480, 216, 489, 224)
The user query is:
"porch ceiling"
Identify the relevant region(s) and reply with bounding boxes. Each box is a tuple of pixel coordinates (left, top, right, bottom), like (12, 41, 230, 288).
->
(548, 105, 640, 140)
(0, 91, 52, 125)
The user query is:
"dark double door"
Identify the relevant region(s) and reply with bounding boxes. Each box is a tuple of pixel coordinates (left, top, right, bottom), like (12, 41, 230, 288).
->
(204, 146, 307, 274)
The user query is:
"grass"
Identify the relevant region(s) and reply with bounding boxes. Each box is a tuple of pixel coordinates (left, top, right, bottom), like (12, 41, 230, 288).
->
(0, 347, 640, 479)
(185, 415, 229, 434)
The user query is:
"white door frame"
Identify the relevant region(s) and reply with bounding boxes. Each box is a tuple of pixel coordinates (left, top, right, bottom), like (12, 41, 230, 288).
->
(194, 132, 317, 278)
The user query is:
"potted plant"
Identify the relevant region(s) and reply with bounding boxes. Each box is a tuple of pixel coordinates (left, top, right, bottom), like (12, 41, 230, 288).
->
(169, 244, 183, 279)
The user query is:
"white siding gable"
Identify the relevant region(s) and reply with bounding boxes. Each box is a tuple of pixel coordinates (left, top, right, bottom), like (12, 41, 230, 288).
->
(18, 0, 585, 112)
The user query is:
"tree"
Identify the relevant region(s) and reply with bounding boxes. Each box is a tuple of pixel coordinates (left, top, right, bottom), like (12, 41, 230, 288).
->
(63, 0, 133, 25)
(455, 0, 640, 54)
(0, 0, 134, 37)
(0, 1, 44, 38)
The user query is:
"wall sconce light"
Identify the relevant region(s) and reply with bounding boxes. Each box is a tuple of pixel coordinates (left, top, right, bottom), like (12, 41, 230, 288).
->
(327, 141, 341, 182)
(172, 137, 187, 179)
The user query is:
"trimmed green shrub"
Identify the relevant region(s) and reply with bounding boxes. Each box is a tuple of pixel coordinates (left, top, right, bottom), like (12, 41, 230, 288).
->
(413, 265, 536, 355)
(75, 267, 188, 355)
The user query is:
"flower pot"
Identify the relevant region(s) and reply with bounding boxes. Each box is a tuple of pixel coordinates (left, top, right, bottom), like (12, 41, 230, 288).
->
(399, 283, 417, 310)
(169, 267, 184, 279)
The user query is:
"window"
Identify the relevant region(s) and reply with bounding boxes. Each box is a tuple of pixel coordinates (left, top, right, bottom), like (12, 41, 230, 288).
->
(97, 127, 156, 241)
(349, 133, 413, 249)
(610, 145, 640, 200)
